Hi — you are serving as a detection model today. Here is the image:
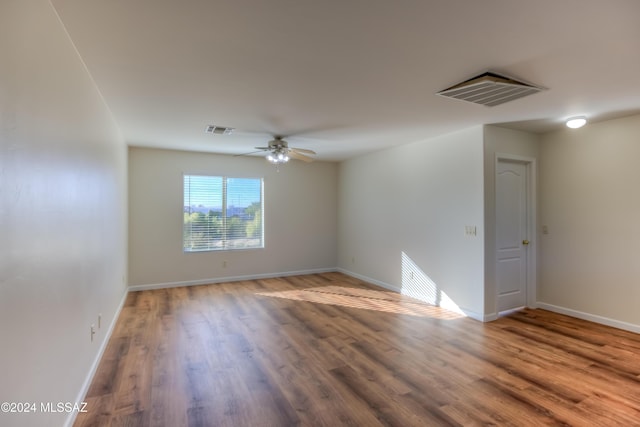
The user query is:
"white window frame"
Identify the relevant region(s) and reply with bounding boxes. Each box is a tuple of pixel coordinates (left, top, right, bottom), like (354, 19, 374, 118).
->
(183, 174, 264, 252)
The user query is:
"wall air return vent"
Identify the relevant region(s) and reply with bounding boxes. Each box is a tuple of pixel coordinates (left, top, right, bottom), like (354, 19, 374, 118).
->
(436, 72, 544, 107)
(205, 125, 235, 135)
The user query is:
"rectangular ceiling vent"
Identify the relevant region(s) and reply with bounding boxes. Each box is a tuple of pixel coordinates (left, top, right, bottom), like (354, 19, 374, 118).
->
(436, 72, 544, 107)
(205, 125, 235, 135)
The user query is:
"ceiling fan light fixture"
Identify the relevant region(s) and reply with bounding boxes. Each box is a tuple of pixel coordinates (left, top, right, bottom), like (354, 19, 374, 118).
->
(566, 116, 587, 129)
(235, 135, 315, 164)
(266, 151, 289, 164)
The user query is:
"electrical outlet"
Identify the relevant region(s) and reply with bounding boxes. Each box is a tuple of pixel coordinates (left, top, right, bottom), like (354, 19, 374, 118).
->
(90, 324, 95, 342)
(464, 225, 477, 237)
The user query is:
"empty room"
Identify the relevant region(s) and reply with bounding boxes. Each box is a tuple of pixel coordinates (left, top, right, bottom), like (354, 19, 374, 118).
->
(3, 1, 640, 426)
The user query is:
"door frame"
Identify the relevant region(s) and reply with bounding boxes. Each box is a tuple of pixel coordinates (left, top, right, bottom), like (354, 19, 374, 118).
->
(495, 153, 537, 313)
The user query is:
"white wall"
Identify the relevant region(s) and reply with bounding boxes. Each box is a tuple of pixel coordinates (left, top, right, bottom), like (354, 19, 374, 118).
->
(338, 127, 485, 319)
(128, 147, 338, 287)
(0, 2, 128, 427)
(538, 114, 640, 330)
(483, 125, 540, 318)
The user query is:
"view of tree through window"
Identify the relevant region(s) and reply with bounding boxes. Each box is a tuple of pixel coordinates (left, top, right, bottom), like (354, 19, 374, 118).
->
(183, 175, 263, 251)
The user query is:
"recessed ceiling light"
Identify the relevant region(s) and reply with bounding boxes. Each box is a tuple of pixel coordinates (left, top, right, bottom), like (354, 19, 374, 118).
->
(566, 116, 587, 129)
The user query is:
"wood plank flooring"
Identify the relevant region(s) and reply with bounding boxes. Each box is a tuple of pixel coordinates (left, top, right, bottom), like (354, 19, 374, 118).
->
(74, 273, 640, 426)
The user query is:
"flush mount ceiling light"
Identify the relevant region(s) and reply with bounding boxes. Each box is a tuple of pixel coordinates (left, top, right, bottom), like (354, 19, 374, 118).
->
(566, 116, 587, 129)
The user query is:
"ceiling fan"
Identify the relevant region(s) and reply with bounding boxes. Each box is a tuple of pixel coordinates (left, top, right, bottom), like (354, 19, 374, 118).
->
(239, 136, 316, 164)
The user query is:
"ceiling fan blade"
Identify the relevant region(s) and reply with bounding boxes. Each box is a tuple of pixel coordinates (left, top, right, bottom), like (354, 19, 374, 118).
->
(289, 150, 315, 163)
(254, 146, 271, 150)
(234, 150, 265, 157)
(291, 147, 316, 155)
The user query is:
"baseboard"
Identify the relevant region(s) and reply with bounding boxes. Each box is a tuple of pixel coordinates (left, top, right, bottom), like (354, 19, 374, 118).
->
(454, 308, 484, 322)
(128, 268, 337, 292)
(336, 268, 401, 292)
(337, 268, 485, 322)
(64, 289, 129, 427)
(537, 302, 640, 334)
(483, 312, 499, 322)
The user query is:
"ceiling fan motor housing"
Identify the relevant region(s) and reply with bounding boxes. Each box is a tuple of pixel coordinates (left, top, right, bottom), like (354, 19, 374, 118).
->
(268, 137, 288, 149)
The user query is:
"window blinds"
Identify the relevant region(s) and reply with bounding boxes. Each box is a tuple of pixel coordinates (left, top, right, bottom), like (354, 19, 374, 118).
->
(183, 175, 263, 251)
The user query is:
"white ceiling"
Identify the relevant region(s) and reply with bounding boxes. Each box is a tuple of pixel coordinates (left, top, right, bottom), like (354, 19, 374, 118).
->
(51, 0, 640, 161)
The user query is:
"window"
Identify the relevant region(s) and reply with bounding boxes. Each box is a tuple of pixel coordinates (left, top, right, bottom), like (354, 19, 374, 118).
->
(183, 175, 263, 252)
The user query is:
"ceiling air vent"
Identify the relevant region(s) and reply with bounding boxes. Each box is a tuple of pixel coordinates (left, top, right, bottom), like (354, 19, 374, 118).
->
(205, 125, 235, 135)
(436, 72, 544, 107)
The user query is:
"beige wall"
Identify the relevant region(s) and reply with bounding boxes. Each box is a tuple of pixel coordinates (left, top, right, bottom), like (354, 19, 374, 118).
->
(0, 2, 128, 427)
(538, 114, 640, 330)
(128, 147, 338, 287)
(338, 127, 486, 319)
(483, 125, 540, 318)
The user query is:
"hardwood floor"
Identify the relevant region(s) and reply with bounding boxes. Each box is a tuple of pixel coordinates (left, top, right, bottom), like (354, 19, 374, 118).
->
(74, 273, 640, 426)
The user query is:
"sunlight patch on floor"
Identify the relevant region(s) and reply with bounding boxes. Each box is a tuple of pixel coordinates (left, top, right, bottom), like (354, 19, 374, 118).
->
(256, 285, 465, 320)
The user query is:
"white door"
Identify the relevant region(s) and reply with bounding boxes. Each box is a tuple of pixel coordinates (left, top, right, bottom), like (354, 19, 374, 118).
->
(496, 159, 529, 312)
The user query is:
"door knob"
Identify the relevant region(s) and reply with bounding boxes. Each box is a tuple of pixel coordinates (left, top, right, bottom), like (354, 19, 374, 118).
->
(522, 239, 530, 245)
